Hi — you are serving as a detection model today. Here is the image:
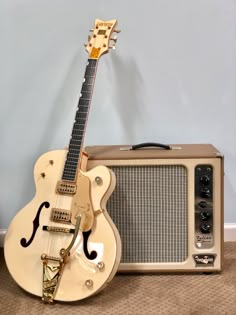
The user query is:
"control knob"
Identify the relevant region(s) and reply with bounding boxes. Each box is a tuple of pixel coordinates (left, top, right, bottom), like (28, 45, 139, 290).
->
(200, 223, 211, 234)
(200, 211, 211, 221)
(200, 187, 211, 198)
(200, 175, 210, 185)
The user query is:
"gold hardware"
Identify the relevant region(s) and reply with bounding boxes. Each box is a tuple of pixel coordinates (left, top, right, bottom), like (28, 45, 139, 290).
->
(70, 172, 94, 231)
(85, 279, 93, 288)
(41, 172, 46, 178)
(49, 160, 54, 165)
(56, 181, 76, 195)
(114, 29, 121, 33)
(41, 214, 82, 303)
(41, 254, 65, 303)
(59, 214, 82, 259)
(97, 261, 105, 270)
(95, 176, 103, 185)
(43, 225, 74, 234)
(50, 208, 71, 223)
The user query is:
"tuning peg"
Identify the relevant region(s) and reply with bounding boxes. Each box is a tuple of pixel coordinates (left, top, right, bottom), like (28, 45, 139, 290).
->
(88, 35, 91, 42)
(110, 36, 118, 43)
(113, 29, 121, 33)
(109, 45, 116, 50)
(89, 29, 94, 32)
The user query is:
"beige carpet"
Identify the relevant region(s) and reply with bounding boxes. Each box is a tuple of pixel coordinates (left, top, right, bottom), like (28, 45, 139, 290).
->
(0, 243, 236, 315)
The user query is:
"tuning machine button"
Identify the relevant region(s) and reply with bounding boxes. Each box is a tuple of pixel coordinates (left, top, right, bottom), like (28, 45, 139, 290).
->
(110, 36, 118, 43)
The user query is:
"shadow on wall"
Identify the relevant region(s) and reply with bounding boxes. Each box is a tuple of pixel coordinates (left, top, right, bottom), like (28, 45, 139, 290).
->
(36, 51, 83, 152)
(109, 54, 147, 143)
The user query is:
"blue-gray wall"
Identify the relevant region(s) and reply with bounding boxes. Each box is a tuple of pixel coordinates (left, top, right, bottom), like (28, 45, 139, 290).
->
(1, 0, 236, 229)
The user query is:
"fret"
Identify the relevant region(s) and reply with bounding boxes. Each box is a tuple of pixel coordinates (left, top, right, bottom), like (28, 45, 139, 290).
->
(70, 139, 82, 148)
(70, 135, 83, 141)
(62, 170, 77, 178)
(63, 167, 77, 175)
(62, 175, 76, 181)
(71, 124, 85, 131)
(78, 99, 90, 106)
(81, 85, 93, 93)
(63, 163, 78, 170)
(66, 152, 78, 163)
(83, 77, 95, 85)
(80, 92, 92, 100)
(75, 117, 87, 124)
(69, 129, 83, 136)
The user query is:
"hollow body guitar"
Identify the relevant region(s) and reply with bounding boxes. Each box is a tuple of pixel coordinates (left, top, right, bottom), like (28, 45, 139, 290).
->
(4, 19, 121, 303)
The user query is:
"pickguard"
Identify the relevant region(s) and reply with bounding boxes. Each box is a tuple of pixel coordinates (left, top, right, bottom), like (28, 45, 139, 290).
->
(20, 201, 50, 248)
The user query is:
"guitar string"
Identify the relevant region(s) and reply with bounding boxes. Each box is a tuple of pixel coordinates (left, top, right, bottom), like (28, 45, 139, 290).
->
(46, 59, 98, 260)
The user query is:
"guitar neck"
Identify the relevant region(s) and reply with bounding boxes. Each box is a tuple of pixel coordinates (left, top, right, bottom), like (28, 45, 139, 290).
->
(62, 58, 98, 181)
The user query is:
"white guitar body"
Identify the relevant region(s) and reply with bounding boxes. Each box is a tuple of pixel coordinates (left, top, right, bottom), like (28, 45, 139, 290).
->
(4, 149, 121, 302)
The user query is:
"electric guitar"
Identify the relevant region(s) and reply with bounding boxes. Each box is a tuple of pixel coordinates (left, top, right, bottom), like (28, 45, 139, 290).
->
(4, 19, 121, 303)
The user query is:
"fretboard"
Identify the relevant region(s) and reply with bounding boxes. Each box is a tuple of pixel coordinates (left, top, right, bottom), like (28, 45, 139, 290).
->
(62, 58, 98, 181)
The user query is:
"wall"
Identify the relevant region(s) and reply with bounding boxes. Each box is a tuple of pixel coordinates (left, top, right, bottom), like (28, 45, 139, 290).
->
(0, 0, 236, 231)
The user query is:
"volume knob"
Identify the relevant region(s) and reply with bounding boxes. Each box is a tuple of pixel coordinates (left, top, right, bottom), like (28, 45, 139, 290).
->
(200, 175, 210, 185)
(200, 223, 211, 234)
(200, 211, 211, 221)
(200, 187, 211, 198)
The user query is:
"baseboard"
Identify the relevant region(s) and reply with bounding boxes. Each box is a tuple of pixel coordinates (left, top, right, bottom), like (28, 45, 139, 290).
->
(1, 225, 236, 247)
(224, 223, 236, 241)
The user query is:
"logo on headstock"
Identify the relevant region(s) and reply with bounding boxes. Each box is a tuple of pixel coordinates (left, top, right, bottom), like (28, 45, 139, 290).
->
(96, 22, 114, 27)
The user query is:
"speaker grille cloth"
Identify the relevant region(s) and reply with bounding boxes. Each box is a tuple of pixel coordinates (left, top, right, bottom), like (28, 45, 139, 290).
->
(107, 165, 188, 263)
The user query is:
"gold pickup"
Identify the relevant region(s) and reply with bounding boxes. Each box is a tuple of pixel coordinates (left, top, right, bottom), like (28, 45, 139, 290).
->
(56, 181, 76, 195)
(50, 208, 71, 224)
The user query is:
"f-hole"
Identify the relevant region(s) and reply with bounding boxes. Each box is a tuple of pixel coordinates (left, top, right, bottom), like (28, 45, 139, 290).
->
(82, 230, 97, 260)
(20, 201, 50, 248)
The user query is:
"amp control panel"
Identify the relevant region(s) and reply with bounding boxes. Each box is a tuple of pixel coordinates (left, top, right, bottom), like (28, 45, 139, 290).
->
(195, 165, 213, 249)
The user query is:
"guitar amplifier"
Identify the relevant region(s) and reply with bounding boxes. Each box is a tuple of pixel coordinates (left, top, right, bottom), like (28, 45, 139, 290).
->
(85, 144, 224, 272)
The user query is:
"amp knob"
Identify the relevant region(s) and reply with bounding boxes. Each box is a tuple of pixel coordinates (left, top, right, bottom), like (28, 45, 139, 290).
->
(200, 175, 210, 185)
(200, 187, 211, 198)
(200, 211, 211, 221)
(200, 223, 211, 234)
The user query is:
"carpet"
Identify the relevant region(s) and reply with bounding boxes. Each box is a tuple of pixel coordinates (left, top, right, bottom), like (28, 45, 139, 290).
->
(0, 243, 236, 315)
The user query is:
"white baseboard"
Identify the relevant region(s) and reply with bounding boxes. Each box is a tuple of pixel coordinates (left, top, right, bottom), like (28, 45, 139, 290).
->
(223, 223, 236, 241)
(1, 225, 236, 248)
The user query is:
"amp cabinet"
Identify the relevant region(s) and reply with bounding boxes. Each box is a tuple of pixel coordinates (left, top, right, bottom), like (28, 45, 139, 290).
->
(85, 144, 224, 272)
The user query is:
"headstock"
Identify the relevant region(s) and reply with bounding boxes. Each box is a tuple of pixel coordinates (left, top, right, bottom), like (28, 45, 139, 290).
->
(85, 19, 120, 59)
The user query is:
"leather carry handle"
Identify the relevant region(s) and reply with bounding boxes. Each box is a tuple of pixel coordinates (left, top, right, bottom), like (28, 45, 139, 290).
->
(120, 142, 173, 151)
(131, 142, 171, 150)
